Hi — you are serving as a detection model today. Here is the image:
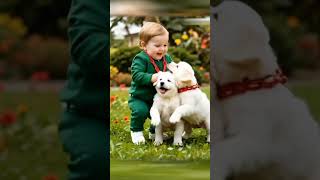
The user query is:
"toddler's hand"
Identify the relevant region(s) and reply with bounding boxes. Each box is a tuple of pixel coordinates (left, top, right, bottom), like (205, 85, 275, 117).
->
(151, 73, 158, 83)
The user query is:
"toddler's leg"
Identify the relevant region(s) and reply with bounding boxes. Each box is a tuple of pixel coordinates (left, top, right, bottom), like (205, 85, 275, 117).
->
(128, 97, 150, 144)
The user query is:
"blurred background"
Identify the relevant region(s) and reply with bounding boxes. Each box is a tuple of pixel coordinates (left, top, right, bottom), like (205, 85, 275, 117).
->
(239, 0, 320, 80)
(0, 1, 69, 180)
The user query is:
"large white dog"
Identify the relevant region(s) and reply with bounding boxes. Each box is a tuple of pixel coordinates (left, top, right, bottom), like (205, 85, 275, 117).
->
(168, 61, 210, 142)
(211, 1, 320, 180)
(150, 71, 184, 146)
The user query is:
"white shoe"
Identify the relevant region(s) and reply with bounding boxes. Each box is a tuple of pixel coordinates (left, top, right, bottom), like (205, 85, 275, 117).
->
(131, 131, 145, 145)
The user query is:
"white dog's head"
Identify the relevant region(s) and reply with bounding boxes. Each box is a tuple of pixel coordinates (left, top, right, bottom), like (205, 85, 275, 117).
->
(168, 61, 197, 88)
(154, 71, 178, 98)
(211, 1, 280, 84)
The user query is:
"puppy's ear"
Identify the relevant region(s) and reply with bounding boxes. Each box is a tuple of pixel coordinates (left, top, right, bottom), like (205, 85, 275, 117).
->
(179, 73, 193, 84)
(167, 62, 177, 73)
(226, 58, 261, 70)
(181, 79, 192, 84)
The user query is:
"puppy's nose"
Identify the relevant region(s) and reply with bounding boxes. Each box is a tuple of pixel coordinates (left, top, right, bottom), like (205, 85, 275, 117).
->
(160, 82, 164, 86)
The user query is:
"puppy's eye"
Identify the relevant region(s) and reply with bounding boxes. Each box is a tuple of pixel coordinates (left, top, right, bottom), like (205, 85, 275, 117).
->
(167, 79, 171, 82)
(176, 65, 179, 68)
(160, 78, 162, 81)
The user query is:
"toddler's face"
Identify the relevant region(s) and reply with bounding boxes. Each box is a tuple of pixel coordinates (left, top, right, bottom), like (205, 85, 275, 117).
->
(143, 34, 169, 60)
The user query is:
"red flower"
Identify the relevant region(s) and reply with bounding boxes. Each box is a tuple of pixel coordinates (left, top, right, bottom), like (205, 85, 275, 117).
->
(0, 111, 17, 126)
(42, 174, 59, 180)
(119, 83, 126, 90)
(31, 71, 50, 81)
(124, 116, 129, 122)
(0, 83, 5, 92)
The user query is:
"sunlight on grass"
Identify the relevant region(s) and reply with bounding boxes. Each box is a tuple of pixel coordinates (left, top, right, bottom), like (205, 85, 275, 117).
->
(111, 160, 210, 180)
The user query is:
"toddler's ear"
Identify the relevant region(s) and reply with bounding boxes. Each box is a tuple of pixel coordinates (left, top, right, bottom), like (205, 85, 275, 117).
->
(153, 81, 157, 86)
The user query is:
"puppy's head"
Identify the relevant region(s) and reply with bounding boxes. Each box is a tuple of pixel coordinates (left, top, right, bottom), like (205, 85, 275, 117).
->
(154, 71, 178, 98)
(211, 1, 279, 84)
(171, 61, 197, 88)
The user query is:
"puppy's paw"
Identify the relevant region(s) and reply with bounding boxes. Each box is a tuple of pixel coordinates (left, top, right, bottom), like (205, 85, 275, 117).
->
(169, 113, 181, 123)
(154, 139, 163, 146)
(151, 117, 161, 126)
(173, 139, 183, 146)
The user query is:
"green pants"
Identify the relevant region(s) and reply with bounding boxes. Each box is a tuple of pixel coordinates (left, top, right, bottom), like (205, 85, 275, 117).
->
(128, 96, 155, 133)
(59, 107, 108, 180)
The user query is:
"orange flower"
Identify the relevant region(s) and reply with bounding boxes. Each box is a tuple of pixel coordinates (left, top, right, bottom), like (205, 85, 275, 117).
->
(110, 96, 117, 103)
(124, 116, 129, 121)
(113, 119, 119, 124)
(287, 16, 300, 28)
(17, 104, 28, 115)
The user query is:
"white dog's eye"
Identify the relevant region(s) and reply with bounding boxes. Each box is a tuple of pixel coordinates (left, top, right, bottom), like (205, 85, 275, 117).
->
(167, 79, 171, 82)
(176, 65, 179, 68)
(160, 78, 162, 81)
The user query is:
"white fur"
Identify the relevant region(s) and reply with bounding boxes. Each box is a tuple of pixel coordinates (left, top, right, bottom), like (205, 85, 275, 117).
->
(168, 61, 210, 142)
(150, 71, 184, 146)
(211, 1, 320, 180)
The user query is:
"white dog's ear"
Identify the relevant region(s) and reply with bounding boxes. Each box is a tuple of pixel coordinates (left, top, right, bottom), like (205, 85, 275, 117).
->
(167, 62, 177, 73)
(179, 73, 193, 84)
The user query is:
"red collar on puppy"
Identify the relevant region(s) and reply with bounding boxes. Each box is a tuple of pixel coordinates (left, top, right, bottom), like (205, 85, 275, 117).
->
(178, 84, 200, 93)
(217, 69, 288, 100)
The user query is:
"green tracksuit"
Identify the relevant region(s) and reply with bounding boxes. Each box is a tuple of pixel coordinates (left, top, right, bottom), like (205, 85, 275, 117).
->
(58, 0, 108, 179)
(129, 51, 172, 132)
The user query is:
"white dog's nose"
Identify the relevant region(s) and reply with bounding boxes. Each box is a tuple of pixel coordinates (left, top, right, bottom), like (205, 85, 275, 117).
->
(160, 82, 164, 86)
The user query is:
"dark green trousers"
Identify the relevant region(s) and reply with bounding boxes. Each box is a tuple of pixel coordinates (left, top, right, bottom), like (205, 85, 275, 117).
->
(59, 108, 108, 180)
(128, 96, 155, 133)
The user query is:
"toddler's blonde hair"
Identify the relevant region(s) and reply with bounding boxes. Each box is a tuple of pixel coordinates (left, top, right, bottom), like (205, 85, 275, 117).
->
(139, 22, 168, 48)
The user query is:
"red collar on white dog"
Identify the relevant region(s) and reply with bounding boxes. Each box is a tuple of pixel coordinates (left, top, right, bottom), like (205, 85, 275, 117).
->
(217, 69, 288, 100)
(178, 84, 200, 93)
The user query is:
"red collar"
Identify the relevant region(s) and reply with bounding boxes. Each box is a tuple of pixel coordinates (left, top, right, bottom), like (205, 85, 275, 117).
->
(217, 69, 288, 100)
(178, 84, 200, 93)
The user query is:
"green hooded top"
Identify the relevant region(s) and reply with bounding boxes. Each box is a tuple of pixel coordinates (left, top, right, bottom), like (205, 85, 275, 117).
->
(129, 51, 172, 103)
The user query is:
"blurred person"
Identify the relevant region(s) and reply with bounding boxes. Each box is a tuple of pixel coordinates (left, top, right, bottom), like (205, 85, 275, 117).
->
(58, 0, 108, 179)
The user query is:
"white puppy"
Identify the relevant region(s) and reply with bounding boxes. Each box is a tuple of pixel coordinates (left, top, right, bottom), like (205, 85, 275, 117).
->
(150, 71, 184, 146)
(168, 61, 210, 142)
(211, 1, 320, 180)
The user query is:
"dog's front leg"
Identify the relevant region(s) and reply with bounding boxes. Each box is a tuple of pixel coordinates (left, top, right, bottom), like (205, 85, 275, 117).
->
(150, 105, 161, 126)
(173, 121, 184, 146)
(169, 104, 194, 123)
(154, 125, 163, 146)
(214, 136, 271, 180)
